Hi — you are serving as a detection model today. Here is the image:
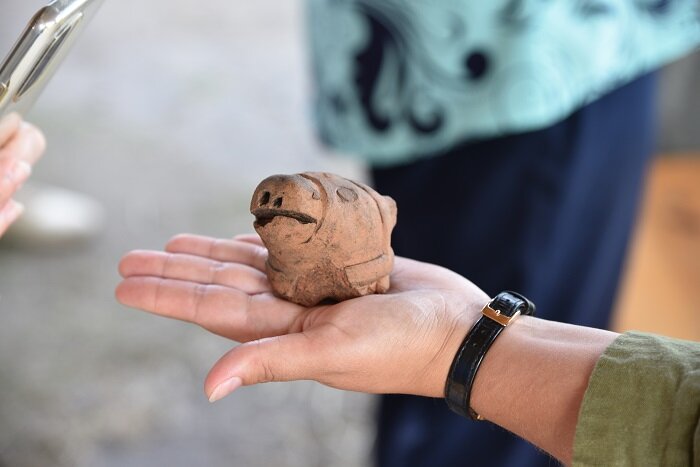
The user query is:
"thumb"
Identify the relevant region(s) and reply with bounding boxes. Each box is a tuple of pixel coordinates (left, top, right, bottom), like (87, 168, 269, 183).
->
(205, 333, 321, 402)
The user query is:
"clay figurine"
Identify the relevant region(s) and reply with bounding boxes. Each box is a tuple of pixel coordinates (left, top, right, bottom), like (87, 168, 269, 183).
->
(250, 172, 397, 306)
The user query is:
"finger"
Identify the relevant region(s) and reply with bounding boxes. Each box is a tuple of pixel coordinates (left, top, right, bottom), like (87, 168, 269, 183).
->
(0, 158, 32, 207)
(118, 250, 271, 294)
(18, 122, 46, 164)
(0, 113, 21, 146)
(165, 234, 268, 272)
(233, 233, 264, 247)
(115, 277, 305, 341)
(205, 333, 322, 402)
(0, 121, 46, 165)
(0, 200, 25, 237)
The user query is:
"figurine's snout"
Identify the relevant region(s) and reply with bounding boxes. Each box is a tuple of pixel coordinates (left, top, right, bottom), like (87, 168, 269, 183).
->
(253, 176, 292, 210)
(257, 188, 281, 209)
(252, 174, 317, 210)
(250, 174, 324, 228)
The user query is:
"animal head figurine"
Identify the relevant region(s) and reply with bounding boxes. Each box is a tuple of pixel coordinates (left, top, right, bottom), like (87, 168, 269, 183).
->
(250, 172, 397, 306)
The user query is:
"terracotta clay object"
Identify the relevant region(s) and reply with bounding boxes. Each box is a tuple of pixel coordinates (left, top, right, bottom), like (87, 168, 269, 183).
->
(250, 172, 397, 306)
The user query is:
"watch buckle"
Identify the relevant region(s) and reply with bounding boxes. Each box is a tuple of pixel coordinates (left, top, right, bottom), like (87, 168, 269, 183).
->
(482, 302, 521, 327)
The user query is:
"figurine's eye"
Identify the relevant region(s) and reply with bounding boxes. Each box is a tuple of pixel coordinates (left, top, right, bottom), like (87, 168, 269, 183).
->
(336, 187, 358, 203)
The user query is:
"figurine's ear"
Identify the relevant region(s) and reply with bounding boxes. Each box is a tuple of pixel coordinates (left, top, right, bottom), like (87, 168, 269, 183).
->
(352, 180, 398, 237)
(382, 195, 397, 225)
(379, 195, 397, 234)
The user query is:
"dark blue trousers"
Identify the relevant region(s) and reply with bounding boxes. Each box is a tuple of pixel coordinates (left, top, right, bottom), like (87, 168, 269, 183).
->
(371, 73, 657, 467)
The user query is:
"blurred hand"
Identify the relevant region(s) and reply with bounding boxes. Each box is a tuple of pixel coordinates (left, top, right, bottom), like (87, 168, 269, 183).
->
(116, 233, 488, 402)
(0, 113, 46, 236)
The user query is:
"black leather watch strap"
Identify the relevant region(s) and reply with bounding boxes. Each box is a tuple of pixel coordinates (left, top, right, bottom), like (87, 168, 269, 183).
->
(444, 291, 535, 420)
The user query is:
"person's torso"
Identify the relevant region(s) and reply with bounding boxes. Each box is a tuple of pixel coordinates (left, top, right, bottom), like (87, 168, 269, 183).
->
(307, 0, 700, 165)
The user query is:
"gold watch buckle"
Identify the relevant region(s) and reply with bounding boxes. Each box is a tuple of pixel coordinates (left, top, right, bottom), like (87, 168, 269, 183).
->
(482, 301, 521, 327)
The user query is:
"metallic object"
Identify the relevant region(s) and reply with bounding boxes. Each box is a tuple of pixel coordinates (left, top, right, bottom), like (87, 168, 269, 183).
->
(0, 0, 105, 117)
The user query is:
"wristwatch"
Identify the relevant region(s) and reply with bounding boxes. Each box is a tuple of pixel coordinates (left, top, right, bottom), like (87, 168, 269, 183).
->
(444, 291, 536, 420)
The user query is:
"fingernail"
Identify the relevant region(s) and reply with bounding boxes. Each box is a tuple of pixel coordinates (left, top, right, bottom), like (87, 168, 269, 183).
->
(2, 200, 24, 222)
(208, 376, 243, 403)
(10, 160, 32, 184)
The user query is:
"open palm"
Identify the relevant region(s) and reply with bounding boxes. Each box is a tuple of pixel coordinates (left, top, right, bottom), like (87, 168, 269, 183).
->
(116, 234, 486, 402)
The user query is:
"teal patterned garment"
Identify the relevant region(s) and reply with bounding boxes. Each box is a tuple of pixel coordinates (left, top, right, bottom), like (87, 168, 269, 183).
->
(306, 0, 700, 166)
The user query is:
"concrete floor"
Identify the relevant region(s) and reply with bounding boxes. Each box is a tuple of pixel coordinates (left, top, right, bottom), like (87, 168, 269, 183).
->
(0, 1, 697, 466)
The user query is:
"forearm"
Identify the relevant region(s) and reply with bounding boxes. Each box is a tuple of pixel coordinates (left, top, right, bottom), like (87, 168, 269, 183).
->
(463, 316, 618, 465)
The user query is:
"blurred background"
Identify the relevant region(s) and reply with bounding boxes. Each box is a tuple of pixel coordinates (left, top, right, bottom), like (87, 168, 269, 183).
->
(0, 1, 697, 466)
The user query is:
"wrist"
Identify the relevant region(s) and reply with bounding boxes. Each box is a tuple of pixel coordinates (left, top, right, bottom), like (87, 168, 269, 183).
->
(469, 316, 618, 463)
(430, 304, 481, 398)
(444, 291, 536, 418)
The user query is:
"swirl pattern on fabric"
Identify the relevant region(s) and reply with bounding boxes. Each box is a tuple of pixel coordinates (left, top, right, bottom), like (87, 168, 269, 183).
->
(307, 0, 700, 165)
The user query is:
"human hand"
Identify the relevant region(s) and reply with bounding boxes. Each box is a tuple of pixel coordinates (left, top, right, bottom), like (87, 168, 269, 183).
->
(0, 113, 46, 236)
(116, 233, 488, 402)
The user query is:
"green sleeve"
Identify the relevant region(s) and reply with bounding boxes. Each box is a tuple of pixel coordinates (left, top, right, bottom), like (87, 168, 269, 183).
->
(572, 332, 700, 466)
